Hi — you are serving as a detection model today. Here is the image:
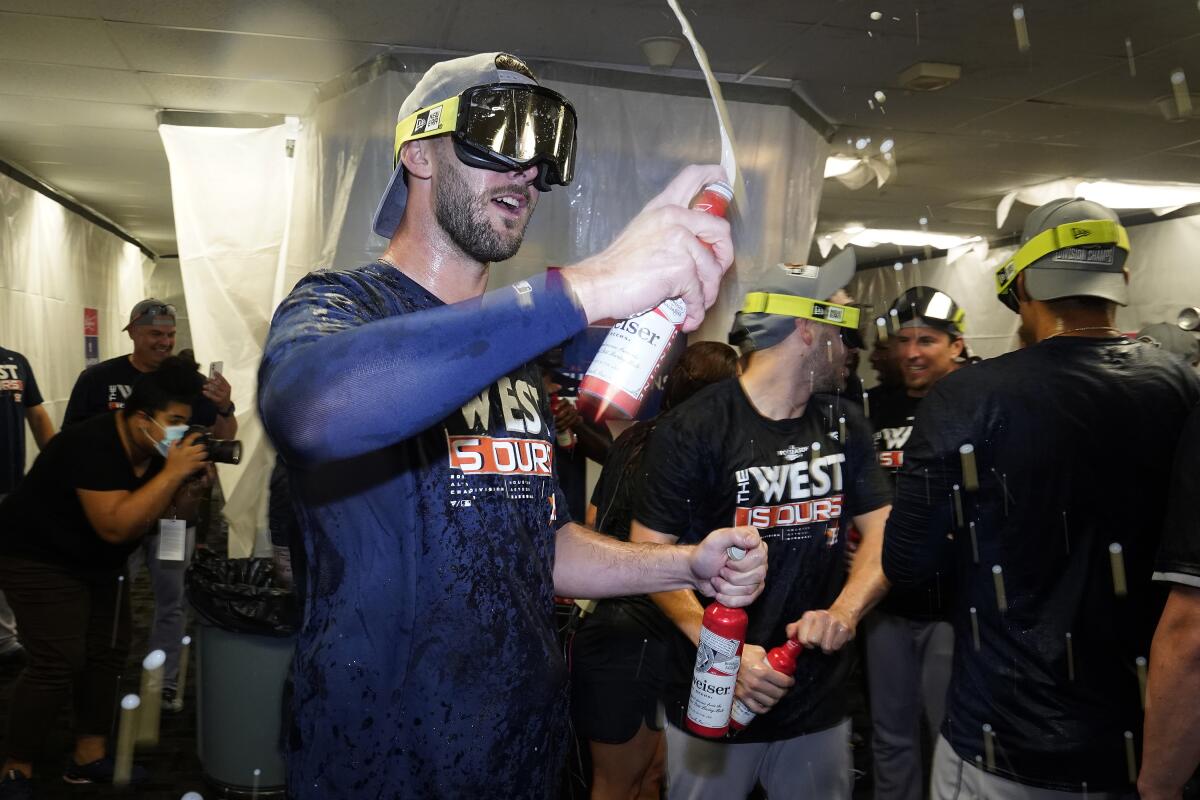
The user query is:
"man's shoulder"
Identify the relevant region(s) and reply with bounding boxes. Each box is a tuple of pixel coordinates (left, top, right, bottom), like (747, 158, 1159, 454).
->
(282, 262, 440, 323)
(77, 355, 132, 382)
(657, 379, 738, 428)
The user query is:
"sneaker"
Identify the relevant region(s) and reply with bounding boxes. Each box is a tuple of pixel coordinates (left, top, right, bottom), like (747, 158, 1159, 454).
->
(62, 756, 146, 785)
(163, 687, 184, 713)
(0, 770, 33, 800)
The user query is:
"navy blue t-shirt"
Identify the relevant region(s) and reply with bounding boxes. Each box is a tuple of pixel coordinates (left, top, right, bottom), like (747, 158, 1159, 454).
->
(63, 355, 218, 427)
(259, 262, 584, 799)
(0, 347, 44, 495)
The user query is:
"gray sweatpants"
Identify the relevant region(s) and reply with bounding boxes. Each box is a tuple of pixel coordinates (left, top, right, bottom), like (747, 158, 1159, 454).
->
(126, 526, 196, 690)
(864, 611, 954, 800)
(665, 717, 851, 799)
(930, 737, 1134, 800)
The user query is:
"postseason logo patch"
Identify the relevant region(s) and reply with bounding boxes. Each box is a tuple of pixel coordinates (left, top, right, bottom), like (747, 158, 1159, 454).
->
(1052, 246, 1115, 266)
(810, 302, 846, 323)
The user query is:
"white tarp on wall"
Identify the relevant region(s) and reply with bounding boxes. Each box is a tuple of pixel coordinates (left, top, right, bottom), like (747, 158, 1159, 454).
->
(0, 172, 147, 468)
(159, 124, 298, 557)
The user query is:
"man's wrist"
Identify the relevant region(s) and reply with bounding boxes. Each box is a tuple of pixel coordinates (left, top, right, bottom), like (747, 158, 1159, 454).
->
(218, 402, 235, 417)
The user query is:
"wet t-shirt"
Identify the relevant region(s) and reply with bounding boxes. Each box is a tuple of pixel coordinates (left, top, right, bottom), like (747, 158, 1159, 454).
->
(1156, 403, 1200, 588)
(259, 262, 581, 800)
(882, 337, 1200, 791)
(636, 378, 890, 743)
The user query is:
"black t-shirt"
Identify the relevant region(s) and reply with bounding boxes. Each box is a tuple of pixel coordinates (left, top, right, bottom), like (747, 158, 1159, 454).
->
(63, 355, 217, 427)
(1156, 402, 1200, 588)
(635, 378, 891, 742)
(0, 347, 44, 495)
(882, 337, 1200, 791)
(870, 386, 954, 620)
(0, 412, 163, 571)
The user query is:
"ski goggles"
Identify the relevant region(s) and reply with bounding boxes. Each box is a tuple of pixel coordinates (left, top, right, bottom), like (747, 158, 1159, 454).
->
(393, 83, 577, 192)
(891, 288, 965, 336)
(995, 219, 1129, 312)
(740, 292, 864, 347)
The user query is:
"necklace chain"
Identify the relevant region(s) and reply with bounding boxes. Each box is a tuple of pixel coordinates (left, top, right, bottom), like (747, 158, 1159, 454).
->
(1044, 325, 1122, 340)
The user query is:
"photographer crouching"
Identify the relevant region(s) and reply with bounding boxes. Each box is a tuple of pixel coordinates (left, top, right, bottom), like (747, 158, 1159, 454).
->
(0, 357, 211, 792)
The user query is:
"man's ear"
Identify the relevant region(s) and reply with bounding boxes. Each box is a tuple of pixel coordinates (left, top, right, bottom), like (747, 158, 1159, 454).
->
(949, 336, 965, 359)
(400, 138, 435, 181)
(795, 317, 814, 346)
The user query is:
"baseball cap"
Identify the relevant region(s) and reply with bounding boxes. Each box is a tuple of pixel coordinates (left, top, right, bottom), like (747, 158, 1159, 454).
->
(372, 53, 541, 239)
(729, 248, 859, 354)
(1014, 198, 1130, 306)
(123, 299, 176, 331)
(1138, 322, 1200, 364)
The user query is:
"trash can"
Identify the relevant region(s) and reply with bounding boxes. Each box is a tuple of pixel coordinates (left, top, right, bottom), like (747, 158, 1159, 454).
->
(187, 550, 299, 799)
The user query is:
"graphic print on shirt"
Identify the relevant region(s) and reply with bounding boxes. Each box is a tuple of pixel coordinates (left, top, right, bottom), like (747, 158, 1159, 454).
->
(445, 372, 556, 510)
(0, 364, 24, 403)
(733, 439, 846, 548)
(106, 383, 132, 410)
(875, 418, 914, 469)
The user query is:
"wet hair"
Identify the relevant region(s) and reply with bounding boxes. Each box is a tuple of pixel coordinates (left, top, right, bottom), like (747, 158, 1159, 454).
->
(124, 356, 205, 418)
(661, 341, 740, 412)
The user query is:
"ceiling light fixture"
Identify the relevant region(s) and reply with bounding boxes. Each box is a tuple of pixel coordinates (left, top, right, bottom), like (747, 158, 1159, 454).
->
(824, 155, 862, 178)
(817, 227, 982, 257)
(998, 178, 1200, 225)
(638, 36, 685, 70)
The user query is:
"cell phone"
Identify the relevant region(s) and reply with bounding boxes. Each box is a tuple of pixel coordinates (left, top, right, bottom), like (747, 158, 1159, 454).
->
(209, 361, 223, 379)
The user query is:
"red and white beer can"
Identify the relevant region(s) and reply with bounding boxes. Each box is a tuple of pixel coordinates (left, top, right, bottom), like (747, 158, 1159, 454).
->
(578, 181, 734, 422)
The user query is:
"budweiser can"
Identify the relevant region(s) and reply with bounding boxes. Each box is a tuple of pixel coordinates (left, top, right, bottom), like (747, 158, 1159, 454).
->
(578, 181, 734, 422)
(685, 600, 747, 738)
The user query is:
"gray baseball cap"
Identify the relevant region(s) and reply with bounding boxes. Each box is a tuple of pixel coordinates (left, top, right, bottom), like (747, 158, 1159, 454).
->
(1019, 198, 1129, 305)
(729, 248, 857, 354)
(372, 53, 539, 239)
(123, 298, 176, 331)
(1138, 322, 1200, 364)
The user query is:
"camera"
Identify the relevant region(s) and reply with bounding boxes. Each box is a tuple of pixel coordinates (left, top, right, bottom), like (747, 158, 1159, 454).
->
(186, 425, 242, 465)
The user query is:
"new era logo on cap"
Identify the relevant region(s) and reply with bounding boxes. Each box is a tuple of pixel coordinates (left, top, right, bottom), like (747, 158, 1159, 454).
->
(1071, 226, 1090, 240)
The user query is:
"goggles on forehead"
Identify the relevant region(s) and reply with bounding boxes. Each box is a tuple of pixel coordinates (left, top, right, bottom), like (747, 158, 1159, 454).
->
(892, 289, 966, 335)
(995, 219, 1130, 313)
(394, 83, 578, 192)
(740, 292, 864, 347)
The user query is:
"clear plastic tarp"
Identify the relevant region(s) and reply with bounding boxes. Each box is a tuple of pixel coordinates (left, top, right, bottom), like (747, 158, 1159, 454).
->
(0, 171, 148, 469)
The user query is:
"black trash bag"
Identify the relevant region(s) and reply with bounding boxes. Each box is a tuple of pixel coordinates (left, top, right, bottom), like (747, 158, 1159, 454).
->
(186, 548, 299, 637)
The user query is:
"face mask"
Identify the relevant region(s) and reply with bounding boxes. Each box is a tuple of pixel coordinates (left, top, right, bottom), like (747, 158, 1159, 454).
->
(144, 416, 187, 458)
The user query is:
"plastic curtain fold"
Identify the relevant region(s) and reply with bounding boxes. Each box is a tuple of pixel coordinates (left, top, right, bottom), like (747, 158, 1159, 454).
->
(0, 172, 147, 469)
(159, 124, 298, 557)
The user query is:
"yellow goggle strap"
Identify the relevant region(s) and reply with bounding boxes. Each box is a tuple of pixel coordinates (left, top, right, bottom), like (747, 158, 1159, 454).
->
(740, 293, 861, 329)
(994, 219, 1130, 296)
(392, 95, 463, 167)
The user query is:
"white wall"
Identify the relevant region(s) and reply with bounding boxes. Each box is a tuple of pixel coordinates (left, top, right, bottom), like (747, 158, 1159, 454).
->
(0, 172, 147, 468)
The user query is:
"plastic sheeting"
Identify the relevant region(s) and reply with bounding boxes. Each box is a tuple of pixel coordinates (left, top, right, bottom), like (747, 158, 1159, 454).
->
(160, 124, 298, 557)
(287, 59, 830, 344)
(0, 171, 147, 468)
(847, 213, 1200, 388)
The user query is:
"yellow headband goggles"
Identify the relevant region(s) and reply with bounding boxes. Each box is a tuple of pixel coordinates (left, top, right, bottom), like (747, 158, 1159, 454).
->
(393, 96, 462, 164)
(740, 293, 862, 330)
(994, 218, 1130, 298)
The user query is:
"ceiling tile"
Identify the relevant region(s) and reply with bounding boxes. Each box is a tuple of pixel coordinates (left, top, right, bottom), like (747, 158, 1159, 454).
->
(0, 60, 153, 104)
(0, 12, 128, 69)
(139, 74, 316, 115)
(103, 21, 387, 84)
(0, 94, 157, 129)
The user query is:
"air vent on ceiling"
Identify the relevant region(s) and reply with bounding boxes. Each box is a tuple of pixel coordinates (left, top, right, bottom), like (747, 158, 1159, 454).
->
(898, 62, 962, 92)
(1156, 95, 1200, 123)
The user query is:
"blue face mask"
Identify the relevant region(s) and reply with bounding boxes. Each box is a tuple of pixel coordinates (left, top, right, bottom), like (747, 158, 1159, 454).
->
(145, 416, 188, 458)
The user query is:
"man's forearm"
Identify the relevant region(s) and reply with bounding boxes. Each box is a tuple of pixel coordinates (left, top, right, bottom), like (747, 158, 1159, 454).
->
(1139, 585, 1200, 799)
(832, 507, 892, 626)
(92, 471, 187, 544)
(27, 405, 55, 449)
(211, 414, 237, 440)
(649, 588, 706, 646)
(553, 522, 698, 599)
